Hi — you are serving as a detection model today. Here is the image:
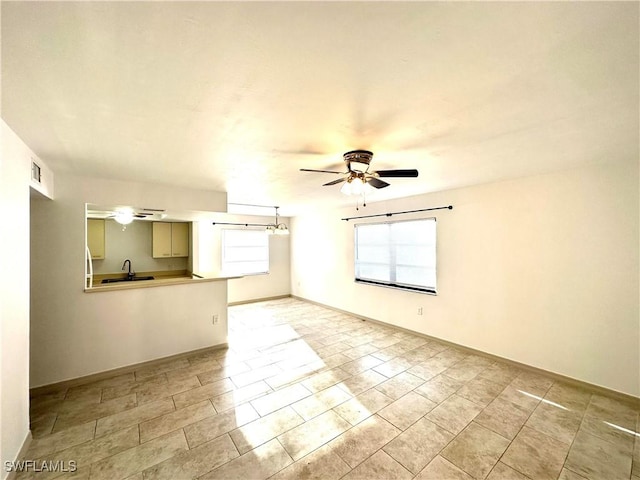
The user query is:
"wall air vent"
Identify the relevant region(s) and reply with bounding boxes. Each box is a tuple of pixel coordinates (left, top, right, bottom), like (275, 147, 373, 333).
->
(31, 160, 42, 183)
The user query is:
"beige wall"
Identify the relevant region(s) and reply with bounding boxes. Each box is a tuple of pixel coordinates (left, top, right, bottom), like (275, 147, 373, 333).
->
(30, 173, 229, 387)
(291, 161, 639, 396)
(193, 214, 291, 304)
(0, 121, 51, 479)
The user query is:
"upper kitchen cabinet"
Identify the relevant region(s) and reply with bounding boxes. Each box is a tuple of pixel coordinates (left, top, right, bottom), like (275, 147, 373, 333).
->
(152, 222, 189, 258)
(87, 218, 105, 259)
(152, 222, 172, 257)
(171, 222, 189, 257)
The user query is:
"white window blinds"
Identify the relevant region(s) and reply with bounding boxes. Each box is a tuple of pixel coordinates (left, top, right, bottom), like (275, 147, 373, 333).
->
(354, 218, 436, 293)
(222, 229, 269, 275)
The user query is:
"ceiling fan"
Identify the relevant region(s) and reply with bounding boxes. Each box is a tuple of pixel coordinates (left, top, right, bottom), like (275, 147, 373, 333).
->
(104, 209, 160, 226)
(300, 150, 418, 195)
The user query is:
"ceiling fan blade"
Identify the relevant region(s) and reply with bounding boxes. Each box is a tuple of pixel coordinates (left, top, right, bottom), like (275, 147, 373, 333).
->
(375, 169, 419, 178)
(323, 178, 347, 186)
(300, 168, 345, 174)
(366, 177, 390, 189)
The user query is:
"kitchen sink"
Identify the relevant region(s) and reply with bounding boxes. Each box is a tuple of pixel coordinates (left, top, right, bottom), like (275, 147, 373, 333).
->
(101, 276, 155, 284)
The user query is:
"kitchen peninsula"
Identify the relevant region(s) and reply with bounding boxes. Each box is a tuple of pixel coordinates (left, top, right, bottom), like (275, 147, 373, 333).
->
(85, 271, 241, 292)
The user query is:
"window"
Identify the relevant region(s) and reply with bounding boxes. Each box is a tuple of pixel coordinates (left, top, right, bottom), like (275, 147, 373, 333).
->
(354, 218, 436, 293)
(222, 229, 269, 275)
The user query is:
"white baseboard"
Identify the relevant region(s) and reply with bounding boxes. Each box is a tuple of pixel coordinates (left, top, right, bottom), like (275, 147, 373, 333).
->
(4, 430, 32, 480)
(292, 295, 640, 405)
(30, 343, 228, 397)
(229, 294, 291, 306)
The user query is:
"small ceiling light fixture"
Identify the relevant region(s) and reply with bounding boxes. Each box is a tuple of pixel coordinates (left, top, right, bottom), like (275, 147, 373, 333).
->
(113, 209, 134, 231)
(266, 207, 289, 235)
(114, 210, 134, 226)
(212, 204, 289, 236)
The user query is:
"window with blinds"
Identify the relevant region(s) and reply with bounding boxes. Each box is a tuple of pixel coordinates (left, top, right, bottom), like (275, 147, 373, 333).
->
(354, 218, 436, 293)
(222, 229, 269, 275)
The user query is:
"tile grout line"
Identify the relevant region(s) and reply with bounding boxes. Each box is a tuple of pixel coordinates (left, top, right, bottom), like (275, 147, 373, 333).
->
(490, 380, 556, 479)
(559, 389, 594, 476)
(29, 299, 638, 480)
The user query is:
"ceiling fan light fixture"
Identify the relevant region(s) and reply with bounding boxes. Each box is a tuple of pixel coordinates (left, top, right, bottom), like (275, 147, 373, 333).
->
(114, 210, 134, 225)
(340, 178, 353, 195)
(340, 175, 371, 196)
(302, 149, 419, 196)
(351, 177, 367, 196)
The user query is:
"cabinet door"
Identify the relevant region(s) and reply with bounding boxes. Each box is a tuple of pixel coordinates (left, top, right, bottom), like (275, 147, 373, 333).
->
(171, 222, 189, 257)
(87, 219, 105, 259)
(152, 222, 172, 258)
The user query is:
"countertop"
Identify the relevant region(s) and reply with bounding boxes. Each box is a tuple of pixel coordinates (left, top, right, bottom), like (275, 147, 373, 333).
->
(85, 271, 242, 293)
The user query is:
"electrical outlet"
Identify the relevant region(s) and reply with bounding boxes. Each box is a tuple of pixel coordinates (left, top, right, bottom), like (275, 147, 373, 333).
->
(212, 314, 219, 325)
(417, 307, 423, 315)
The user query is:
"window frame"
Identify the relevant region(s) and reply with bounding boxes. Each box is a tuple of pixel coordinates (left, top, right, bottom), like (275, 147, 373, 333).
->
(354, 217, 437, 295)
(221, 228, 270, 276)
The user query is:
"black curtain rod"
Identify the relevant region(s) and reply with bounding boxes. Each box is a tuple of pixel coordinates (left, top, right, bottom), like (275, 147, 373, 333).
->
(212, 222, 272, 227)
(342, 205, 453, 221)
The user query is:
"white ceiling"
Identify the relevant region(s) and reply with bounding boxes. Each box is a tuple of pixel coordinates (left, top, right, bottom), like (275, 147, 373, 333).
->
(2, 2, 638, 216)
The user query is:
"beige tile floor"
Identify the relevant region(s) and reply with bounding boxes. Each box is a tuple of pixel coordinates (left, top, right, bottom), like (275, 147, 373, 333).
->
(24, 298, 639, 480)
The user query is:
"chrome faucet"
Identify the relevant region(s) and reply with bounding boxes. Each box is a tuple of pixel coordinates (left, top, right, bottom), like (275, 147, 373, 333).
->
(122, 259, 134, 279)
